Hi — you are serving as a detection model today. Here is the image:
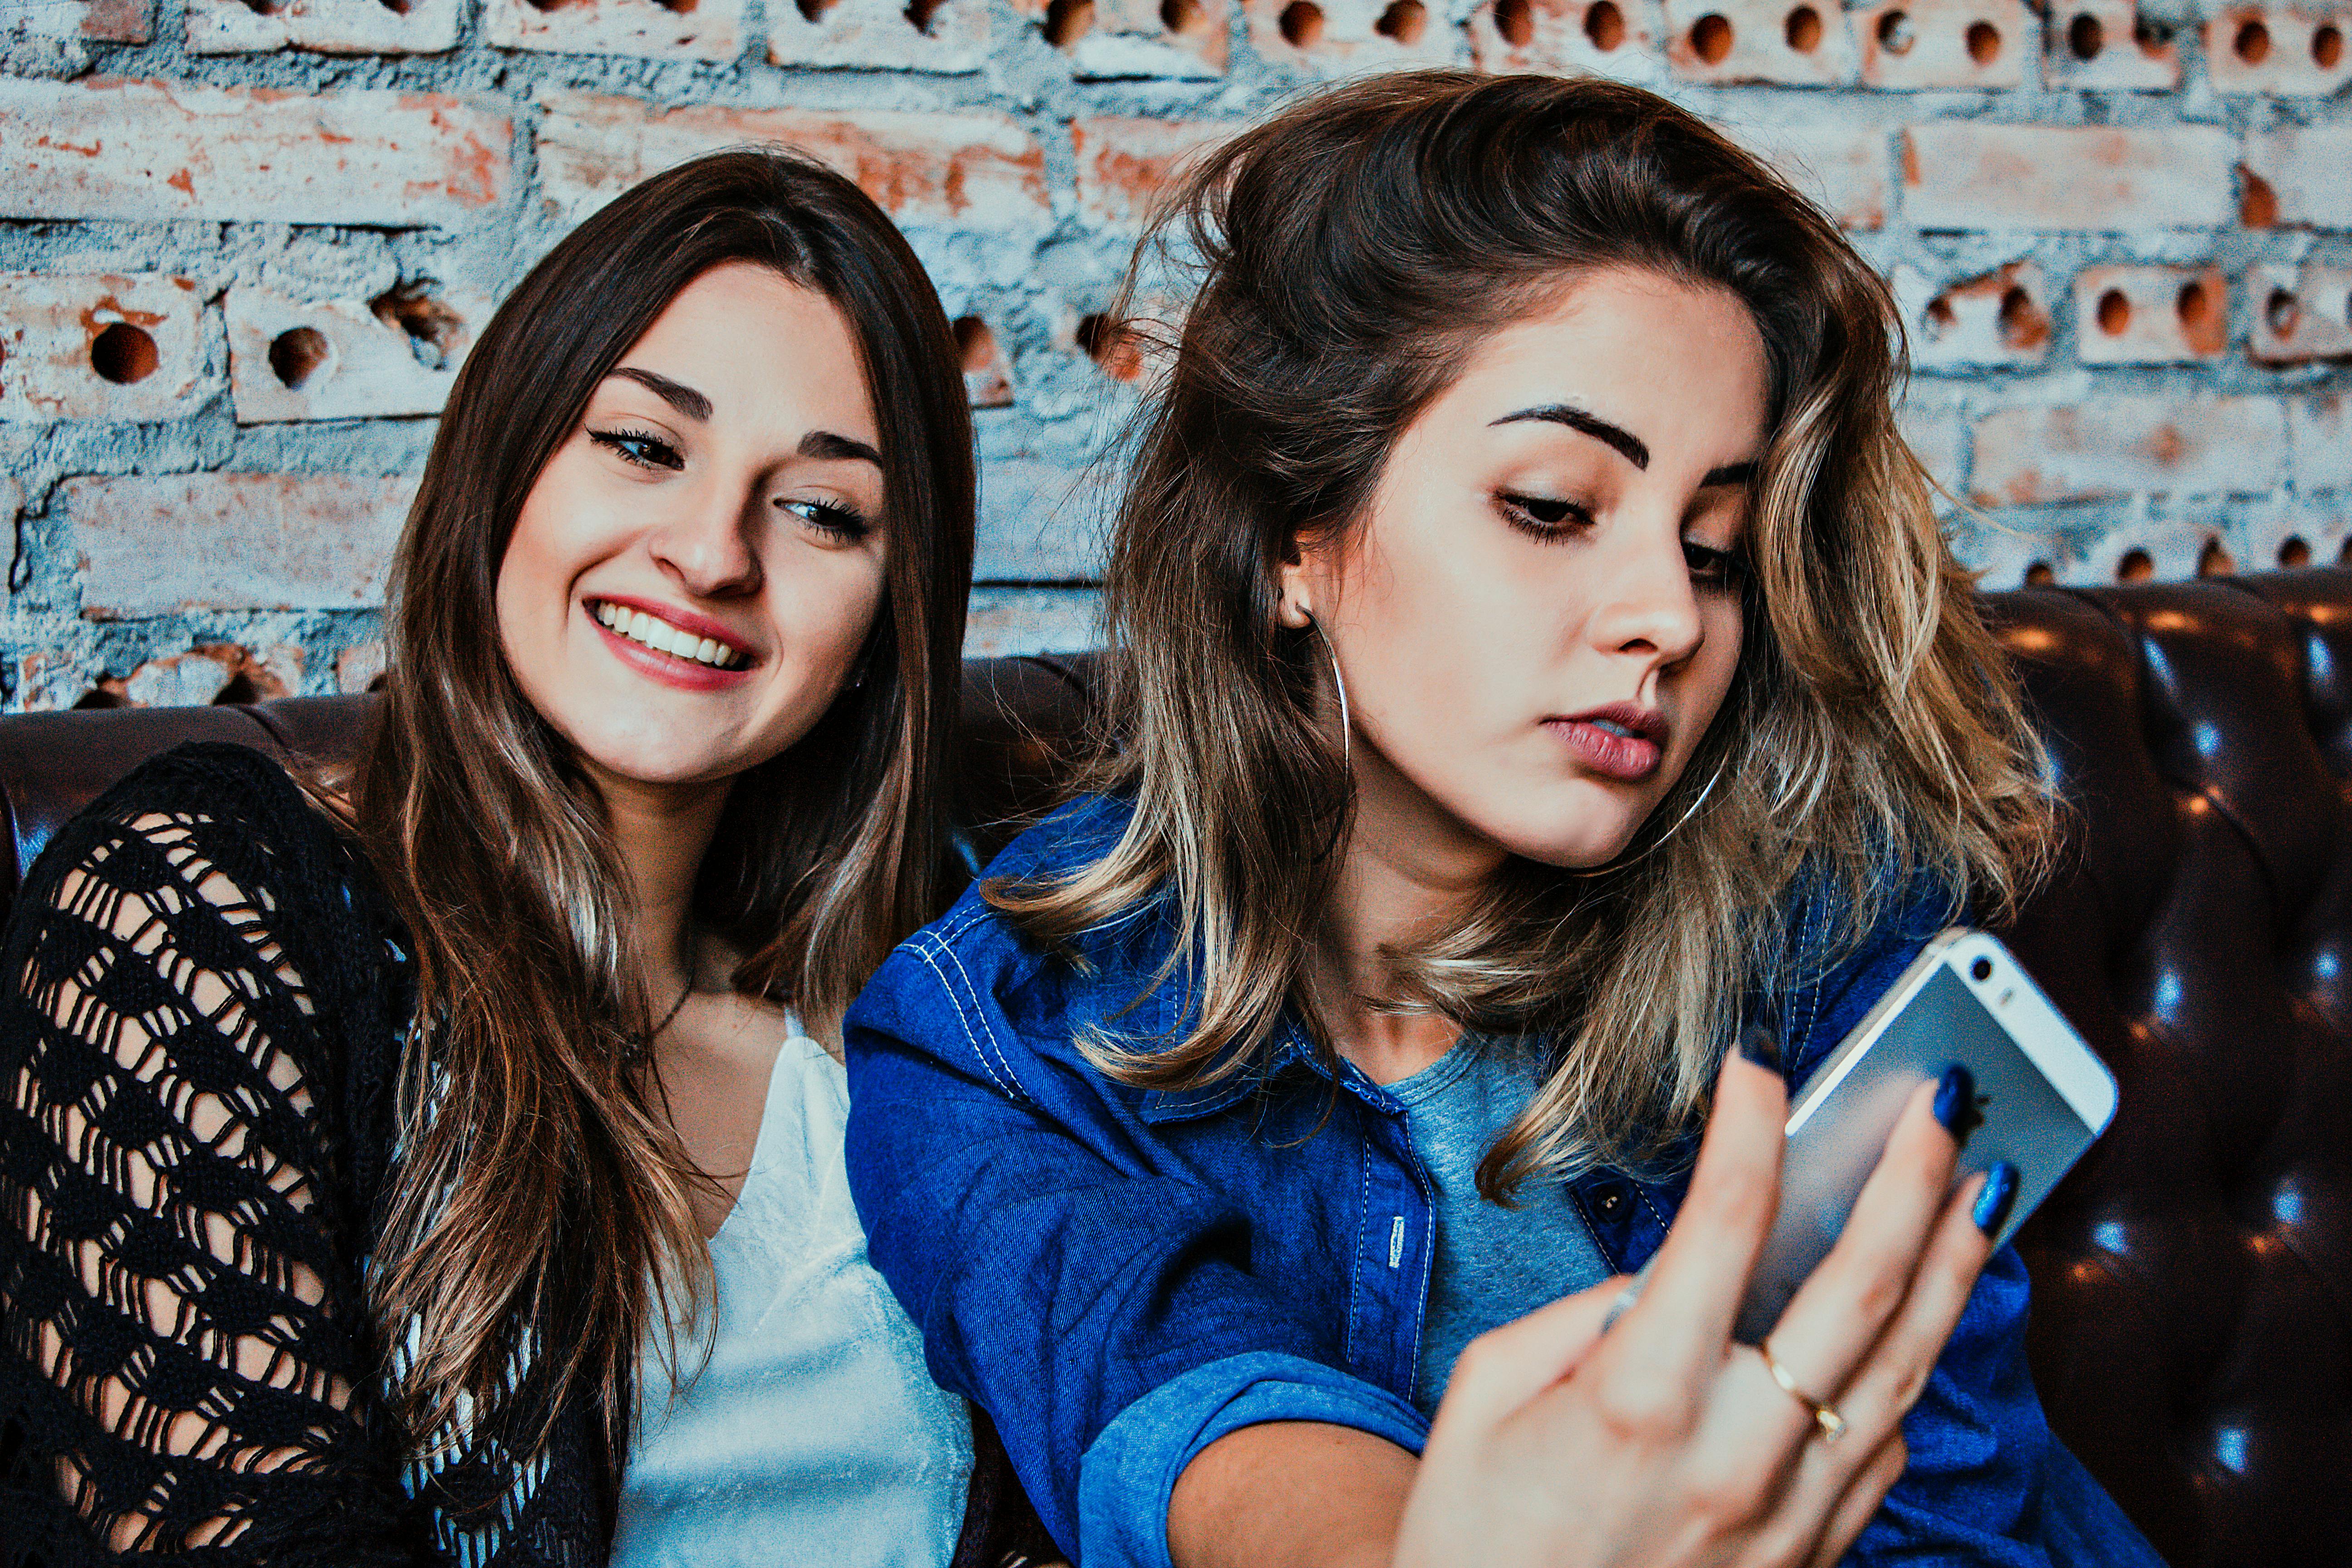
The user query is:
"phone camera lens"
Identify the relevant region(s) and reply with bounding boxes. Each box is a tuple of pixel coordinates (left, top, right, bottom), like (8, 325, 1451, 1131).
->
(1970, 957, 1994, 982)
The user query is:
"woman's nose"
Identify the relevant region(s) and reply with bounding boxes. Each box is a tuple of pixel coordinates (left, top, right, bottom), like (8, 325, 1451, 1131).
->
(648, 483, 763, 599)
(1588, 531, 1705, 665)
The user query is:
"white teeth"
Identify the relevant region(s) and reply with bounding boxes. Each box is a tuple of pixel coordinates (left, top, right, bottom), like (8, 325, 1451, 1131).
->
(591, 601, 743, 669)
(1592, 719, 1637, 740)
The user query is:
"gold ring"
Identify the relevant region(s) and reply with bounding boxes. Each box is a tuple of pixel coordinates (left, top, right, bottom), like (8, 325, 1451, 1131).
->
(1759, 1341, 1847, 1444)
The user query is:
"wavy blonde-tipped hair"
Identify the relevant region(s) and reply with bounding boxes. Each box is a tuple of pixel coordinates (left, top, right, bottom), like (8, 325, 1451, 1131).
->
(989, 70, 2055, 1197)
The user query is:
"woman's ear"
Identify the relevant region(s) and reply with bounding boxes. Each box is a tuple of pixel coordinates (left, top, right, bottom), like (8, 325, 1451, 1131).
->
(1276, 546, 1317, 630)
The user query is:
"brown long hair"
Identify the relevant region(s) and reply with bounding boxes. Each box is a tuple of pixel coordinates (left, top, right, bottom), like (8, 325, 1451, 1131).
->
(351, 150, 973, 1471)
(993, 71, 2053, 1195)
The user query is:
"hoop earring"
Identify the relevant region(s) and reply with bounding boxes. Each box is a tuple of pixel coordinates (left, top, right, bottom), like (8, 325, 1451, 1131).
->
(1301, 609, 1350, 772)
(1576, 751, 1730, 877)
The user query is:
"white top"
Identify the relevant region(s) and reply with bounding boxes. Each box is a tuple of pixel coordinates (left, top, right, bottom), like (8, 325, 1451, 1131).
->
(609, 1029, 974, 1568)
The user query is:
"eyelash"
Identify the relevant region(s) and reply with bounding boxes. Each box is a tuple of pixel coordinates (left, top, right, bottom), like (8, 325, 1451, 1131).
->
(591, 426, 873, 543)
(589, 426, 683, 471)
(1497, 491, 1750, 588)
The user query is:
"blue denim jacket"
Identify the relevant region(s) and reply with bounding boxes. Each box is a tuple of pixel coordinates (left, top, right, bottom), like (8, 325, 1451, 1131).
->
(844, 794, 2161, 1568)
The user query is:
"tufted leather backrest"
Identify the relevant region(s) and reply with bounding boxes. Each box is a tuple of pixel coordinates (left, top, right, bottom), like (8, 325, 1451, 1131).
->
(1987, 573, 2352, 1568)
(2, 587, 2348, 1568)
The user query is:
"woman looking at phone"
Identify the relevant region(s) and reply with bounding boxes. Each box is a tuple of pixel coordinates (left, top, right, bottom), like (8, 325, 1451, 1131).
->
(0, 152, 1010, 1567)
(842, 73, 2164, 1568)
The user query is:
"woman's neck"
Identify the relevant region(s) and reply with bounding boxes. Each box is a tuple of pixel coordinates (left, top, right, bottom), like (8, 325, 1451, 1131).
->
(1309, 747, 1508, 1086)
(586, 763, 733, 1005)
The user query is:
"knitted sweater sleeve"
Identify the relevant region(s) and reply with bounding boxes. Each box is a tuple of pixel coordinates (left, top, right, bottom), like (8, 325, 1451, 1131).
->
(0, 745, 426, 1567)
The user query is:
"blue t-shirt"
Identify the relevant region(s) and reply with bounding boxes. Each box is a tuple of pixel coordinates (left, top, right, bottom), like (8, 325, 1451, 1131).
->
(1389, 1036, 1615, 1416)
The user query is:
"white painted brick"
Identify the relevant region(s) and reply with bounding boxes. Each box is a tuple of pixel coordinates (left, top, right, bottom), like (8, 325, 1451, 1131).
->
(1071, 118, 1239, 232)
(965, 588, 1102, 657)
(1896, 401, 1968, 498)
(2041, 0, 2181, 87)
(1240, 0, 1458, 73)
(2202, 5, 2352, 94)
(0, 272, 207, 424)
(2292, 396, 2352, 491)
(335, 640, 388, 694)
(485, 0, 745, 59)
(13, 647, 99, 713)
(2073, 265, 2230, 363)
(225, 283, 489, 424)
(2249, 264, 2352, 367)
(1970, 396, 2288, 506)
(9, 0, 150, 42)
(536, 93, 1052, 234)
(768, 0, 991, 73)
(0, 78, 510, 227)
(67, 473, 414, 617)
(1736, 122, 1890, 230)
(1467, 0, 1662, 81)
(977, 458, 1109, 581)
(1664, 0, 1860, 86)
(1898, 260, 2051, 370)
(1854, 0, 2029, 88)
(2243, 127, 2352, 229)
(186, 0, 463, 54)
(1952, 516, 2064, 588)
(1899, 122, 2236, 230)
(1014, 0, 1229, 77)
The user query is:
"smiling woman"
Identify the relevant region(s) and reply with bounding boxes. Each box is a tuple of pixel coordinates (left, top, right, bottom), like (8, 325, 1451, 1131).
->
(0, 150, 1032, 1568)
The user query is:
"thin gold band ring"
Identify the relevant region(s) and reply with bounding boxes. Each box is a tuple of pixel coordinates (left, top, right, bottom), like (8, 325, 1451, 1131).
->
(1759, 1341, 1847, 1444)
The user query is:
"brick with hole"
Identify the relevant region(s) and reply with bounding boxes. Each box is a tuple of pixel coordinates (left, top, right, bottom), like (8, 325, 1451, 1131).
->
(1900, 122, 2235, 230)
(2291, 396, 2352, 490)
(0, 78, 508, 226)
(2249, 264, 2352, 366)
(768, 0, 992, 74)
(2242, 128, 2352, 228)
(1853, 0, 2027, 87)
(485, 0, 742, 57)
(1663, 0, 1859, 86)
(66, 473, 414, 617)
(187, 0, 462, 55)
(1467, 0, 1660, 81)
(2074, 265, 2230, 363)
(336, 641, 388, 694)
(2203, 5, 2352, 93)
(1240, 0, 1456, 73)
(953, 317, 1013, 407)
(1731, 121, 1889, 229)
(1897, 260, 2050, 370)
(2040, 0, 2179, 85)
(1014, 0, 1229, 77)
(1071, 117, 1238, 231)
(0, 272, 206, 424)
(1970, 396, 2288, 506)
(225, 281, 489, 423)
(537, 94, 1052, 233)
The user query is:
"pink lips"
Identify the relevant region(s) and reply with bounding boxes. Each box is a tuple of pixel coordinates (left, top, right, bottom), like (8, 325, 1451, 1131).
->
(1543, 701, 1669, 783)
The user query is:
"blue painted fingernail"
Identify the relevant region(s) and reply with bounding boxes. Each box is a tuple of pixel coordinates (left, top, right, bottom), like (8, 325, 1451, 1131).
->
(1973, 1161, 2020, 1237)
(1737, 1024, 1782, 1073)
(1932, 1064, 1977, 1141)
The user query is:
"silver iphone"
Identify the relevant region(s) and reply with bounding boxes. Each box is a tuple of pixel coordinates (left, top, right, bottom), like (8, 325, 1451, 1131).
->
(1731, 928, 2119, 1345)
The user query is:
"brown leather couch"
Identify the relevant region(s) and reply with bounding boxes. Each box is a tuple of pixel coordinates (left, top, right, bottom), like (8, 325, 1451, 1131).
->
(5, 574, 2350, 1568)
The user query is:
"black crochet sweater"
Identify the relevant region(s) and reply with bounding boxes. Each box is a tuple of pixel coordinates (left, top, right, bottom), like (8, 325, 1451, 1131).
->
(0, 744, 1044, 1568)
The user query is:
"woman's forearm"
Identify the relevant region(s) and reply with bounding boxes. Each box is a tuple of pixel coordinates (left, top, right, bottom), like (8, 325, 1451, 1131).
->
(1166, 1422, 1416, 1568)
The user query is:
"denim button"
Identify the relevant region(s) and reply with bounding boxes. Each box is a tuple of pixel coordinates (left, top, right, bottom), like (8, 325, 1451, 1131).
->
(1596, 1185, 1626, 1217)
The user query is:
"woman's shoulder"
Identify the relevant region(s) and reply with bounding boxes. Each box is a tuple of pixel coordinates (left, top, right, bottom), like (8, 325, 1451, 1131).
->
(848, 793, 1156, 1037)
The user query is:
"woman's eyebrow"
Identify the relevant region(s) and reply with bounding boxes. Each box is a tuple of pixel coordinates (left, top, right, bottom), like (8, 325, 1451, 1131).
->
(1701, 461, 1759, 487)
(610, 366, 711, 421)
(1491, 402, 1649, 470)
(800, 429, 883, 466)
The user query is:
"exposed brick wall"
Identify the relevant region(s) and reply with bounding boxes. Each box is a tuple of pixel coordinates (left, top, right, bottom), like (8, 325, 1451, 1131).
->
(2, 0, 2348, 709)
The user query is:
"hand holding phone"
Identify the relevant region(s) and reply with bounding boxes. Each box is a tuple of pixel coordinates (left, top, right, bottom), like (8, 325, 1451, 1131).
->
(1733, 928, 2117, 1343)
